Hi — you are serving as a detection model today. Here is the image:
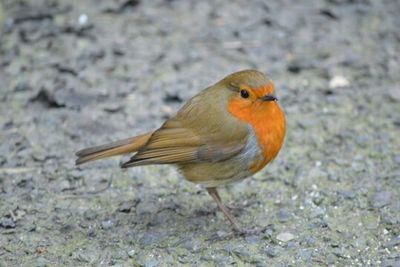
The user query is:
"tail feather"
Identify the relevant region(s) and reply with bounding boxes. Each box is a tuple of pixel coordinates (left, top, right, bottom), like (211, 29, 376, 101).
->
(75, 132, 152, 165)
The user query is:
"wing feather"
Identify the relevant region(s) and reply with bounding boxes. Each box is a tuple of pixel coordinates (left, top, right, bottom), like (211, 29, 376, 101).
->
(121, 86, 250, 168)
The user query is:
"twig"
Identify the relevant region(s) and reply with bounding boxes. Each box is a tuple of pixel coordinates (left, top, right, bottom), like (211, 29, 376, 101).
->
(9, 210, 17, 221)
(0, 167, 36, 174)
(58, 175, 113, 199)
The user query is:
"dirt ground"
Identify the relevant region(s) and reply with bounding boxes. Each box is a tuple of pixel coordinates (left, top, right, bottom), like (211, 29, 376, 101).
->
(1, 0, 399, 266)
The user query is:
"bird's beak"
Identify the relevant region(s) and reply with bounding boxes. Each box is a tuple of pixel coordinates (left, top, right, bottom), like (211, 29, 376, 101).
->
(262, 94, 278, 102)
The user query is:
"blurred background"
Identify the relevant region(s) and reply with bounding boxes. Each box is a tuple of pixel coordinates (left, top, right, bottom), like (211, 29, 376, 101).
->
(0, 0, 399, 266)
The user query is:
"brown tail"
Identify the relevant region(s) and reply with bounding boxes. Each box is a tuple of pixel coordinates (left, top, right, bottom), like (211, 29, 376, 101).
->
(75, 132, 152, 165)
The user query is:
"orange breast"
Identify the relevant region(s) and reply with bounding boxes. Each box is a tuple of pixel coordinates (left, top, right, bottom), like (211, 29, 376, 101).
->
(228, 100, 286, 173)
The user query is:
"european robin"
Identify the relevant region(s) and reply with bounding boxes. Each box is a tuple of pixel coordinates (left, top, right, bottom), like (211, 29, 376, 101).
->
(76, 69, 286, 233)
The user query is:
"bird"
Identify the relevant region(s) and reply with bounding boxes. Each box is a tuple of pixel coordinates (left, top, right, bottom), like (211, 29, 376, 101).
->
(75, 69, 286, 233)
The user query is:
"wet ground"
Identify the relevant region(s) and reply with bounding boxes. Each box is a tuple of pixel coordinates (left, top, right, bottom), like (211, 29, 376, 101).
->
(1, 0, 399, 266)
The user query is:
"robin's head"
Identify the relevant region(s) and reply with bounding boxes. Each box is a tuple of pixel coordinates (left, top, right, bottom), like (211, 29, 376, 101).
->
(220, 70, 280, 123)
(224, 69, 277, 102)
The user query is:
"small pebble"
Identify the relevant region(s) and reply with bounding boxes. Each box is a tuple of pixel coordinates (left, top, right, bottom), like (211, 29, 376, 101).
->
(276, 232, 295, 242)
(26, 223, 36, 232)
(87, 228, 96, 238)
(265, 247, 279, 257)
(101, 220, 114, 230)
(118, 199, 139, 213)
(394, 155, 400, 164)
(181, 238, 201, 252)
(372, 191, 391, 208)
(232, 248, 255, 263)
(382, 214, 399, 225)
(338, 189, 356, 199)
(329, 75, 350, 88)
(287, 241, 298, 249)
(327, 171, 340, 181)
(382, 259, 400, 267)
(362, 214, 379, 230)
(58, 180, 70, 191)
(35, 257, 48, 267)
(387, 87, 400, 102)
(14, 82, 31, 92)
(140, 232, 163, 247)
(78, 14, 88, 25)
(384, 236, 400, 248)
(311, 206, 325, 218)
(144, 260, 159, 267)
(103, 103, 124, 113)
(0, 218, 16, 229)
(326, 254, 336, 265)
(332, 247, 346, 258)
(277, 209, 291, 222)
(127, 250, 136, 258)
(83, 209, 97, 220)
(216, 230, 228, 238)
(245, 235, 261, 244)
(59, 224, 74, 233)
(304, 236, 316, 246)
(298, 248, 312, 261)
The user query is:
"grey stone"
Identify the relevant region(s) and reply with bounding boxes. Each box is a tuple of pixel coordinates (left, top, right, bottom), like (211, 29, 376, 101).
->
(303, 236, 316, 246)
(0, 218, 15, 229)
(144, 260, 159, 267)
(332, 247, 346, 258)
(287, 241, 298, 249)
(245, 235, 261, 244)
(298, 249, 312, 261)
(35, 257, 48, 267)
(394, 155, 400, 165)
(372, 191, 391, 208)
(127, 250, 136, 258)
(180, 238, 201, 252)
(83, 209, 97, 220)
(382, 214, 399, 225)
(101, 220, 114, 230)
(387, 87, 400, 102)
(265, 247, 279, 257)
(58, 180, 70, 191)
(118, 199, 140, 213)
(231, 248, 260, 264)
(338, 189, 356, 199)
(326, 254, 336, 265)
(276, 232, 295, 242)
(384, 236, 400, 248)
(87, 227, 96, 237)
(277, 209, 292, 222)
(139, 232, 164, 247)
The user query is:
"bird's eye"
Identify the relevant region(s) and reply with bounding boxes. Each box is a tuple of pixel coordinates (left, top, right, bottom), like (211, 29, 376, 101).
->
(240, 90, 249, 99)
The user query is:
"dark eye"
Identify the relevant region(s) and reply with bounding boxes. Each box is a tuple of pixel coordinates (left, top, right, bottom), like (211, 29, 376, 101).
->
(240, 90, 249, 99)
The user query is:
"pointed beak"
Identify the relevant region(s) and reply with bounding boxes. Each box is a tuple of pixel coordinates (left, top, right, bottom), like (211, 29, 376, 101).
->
(262, 94, 278, 102)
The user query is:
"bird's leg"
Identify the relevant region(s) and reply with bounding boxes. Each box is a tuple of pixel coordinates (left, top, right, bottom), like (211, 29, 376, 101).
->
(206, 187, 242, 232)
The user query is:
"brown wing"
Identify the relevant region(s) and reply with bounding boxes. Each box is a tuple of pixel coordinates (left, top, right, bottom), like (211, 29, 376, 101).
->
(121, 85, 249, 168)
(121, 121, 247, 167)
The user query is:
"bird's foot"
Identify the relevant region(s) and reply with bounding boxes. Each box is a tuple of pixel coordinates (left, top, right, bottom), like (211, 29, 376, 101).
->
(233, 226, 262, 236)
(206, 226, 263, 241)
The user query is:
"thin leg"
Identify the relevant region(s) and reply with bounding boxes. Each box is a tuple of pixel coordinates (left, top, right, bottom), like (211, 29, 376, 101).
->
(213, 188, 222, 202)
(206, 187, 241, 232)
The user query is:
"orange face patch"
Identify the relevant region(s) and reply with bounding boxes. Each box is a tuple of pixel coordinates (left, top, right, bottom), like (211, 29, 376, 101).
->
(228, 83, 286, 172)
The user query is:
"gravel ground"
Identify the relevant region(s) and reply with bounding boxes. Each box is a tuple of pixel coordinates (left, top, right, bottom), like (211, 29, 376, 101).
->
(1, 0, 399, 266)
